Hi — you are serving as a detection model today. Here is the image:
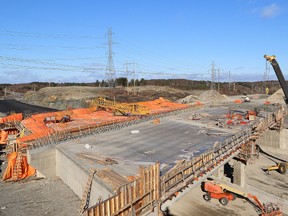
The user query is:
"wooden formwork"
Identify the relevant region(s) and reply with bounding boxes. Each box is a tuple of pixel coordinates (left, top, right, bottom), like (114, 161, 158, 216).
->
(160, 130, 250, 201)
(86, 163, 160, 216)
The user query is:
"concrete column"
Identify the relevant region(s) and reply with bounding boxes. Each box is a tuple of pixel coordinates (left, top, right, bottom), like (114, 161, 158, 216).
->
(233, 160, 245, 187)
(213, 165, 224, 179)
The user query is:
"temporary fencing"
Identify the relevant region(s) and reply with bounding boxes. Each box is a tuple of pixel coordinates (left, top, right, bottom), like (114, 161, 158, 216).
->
(2, 152, 36, 181)
(0, 113, 23, 124)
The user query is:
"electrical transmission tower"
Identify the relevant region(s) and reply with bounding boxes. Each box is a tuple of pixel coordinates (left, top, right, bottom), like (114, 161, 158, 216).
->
(105, 27, 116, 87)
(211, 61, 215, 90)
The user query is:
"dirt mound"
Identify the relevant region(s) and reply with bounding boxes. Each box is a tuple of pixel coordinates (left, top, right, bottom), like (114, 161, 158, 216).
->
(24, 86, 191, 110)
(198, 90, 227, 102)
(179, 90, 227, 104)
(267, 88, 285, 104)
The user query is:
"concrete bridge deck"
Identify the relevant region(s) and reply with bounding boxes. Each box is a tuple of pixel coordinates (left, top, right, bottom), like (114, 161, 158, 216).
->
(26, 103, 283, 215)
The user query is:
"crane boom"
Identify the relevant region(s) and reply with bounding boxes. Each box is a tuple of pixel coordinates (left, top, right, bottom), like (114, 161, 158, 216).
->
(264, 55, 288, 104)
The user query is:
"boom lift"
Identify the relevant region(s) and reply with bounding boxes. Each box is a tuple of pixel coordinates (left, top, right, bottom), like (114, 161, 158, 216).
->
(202, 180, 282, 216)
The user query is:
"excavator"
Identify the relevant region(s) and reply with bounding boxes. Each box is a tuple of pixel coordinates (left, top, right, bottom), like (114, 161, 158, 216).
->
(202, 179, 282, 216)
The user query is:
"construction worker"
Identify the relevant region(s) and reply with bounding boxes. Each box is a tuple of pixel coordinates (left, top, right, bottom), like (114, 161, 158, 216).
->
(266, 87, 269, 95)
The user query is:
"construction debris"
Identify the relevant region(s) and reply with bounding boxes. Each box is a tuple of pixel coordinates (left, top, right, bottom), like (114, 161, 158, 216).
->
(77, 152, 118, 165)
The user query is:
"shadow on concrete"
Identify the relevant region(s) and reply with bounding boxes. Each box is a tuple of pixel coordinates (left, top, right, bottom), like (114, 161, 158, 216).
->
(224, 163, 234, 183)
(163, 207, 176, 216)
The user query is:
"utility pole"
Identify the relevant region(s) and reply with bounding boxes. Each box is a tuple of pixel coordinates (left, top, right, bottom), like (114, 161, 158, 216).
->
(124, 62, 129, 88)
(228, 70, 231, 92)
(211, 61, 215, 90)
(105, 27, 116, 87)
(217, 68, 220, 93)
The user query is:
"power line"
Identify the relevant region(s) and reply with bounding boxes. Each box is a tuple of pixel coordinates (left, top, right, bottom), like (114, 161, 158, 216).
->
(0, 29, 103, 39)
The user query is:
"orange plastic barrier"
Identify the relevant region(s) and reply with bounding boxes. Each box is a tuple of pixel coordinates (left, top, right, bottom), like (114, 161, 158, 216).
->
(17, 98, 190, 144)
(264, 101, 271, 105)
(2, 152, 36, 181)
(234, 100, 242, 104)
(0, 113, 23, 124)
(0, 130, 8, 144)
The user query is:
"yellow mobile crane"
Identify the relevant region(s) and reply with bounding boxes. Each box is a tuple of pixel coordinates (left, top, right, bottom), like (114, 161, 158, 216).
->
(90, 97, 150, 117)
(264, 55, 288, 174)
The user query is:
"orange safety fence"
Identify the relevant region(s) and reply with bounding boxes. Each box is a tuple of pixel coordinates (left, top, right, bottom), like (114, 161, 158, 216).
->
(2, 152, 36, 181)
(17, 98, 191, 144)
(0, 130, 8, 144)
(0, 113, 23, 124)
(234, 99, 243, 104)
(139, 98, 190, 115)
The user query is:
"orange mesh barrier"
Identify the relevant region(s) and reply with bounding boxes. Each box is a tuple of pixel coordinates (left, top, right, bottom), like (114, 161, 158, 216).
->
(139, 98, 189, 115)
(264, 101, 271, 105)
(234, 100, 242, 103)
(0, 113, 23, 124)
(18, 98, 190, 144)
(0, 130, 8, 144)
(2, 152, 36, 181)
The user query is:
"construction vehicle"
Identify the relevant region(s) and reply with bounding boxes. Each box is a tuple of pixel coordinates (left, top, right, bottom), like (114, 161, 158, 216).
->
(202, 180, 282, 216)
(43, 111, 72, 124)
(263, 55, 288, 174)
(264, 55, 288, 104)
(256, 145, 288, 174)
(90, 97, 150, 117)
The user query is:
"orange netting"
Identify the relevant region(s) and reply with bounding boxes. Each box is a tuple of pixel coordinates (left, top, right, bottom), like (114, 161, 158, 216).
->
(0, 113, 23, 124)
(0, 130, 8, 144)
(139, 97, 190, 114)
(2, 152, 36, 181)
(18, 98, 191, 143)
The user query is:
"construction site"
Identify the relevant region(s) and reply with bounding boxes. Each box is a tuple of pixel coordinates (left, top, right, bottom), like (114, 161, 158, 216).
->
(0, 56, 287, 216)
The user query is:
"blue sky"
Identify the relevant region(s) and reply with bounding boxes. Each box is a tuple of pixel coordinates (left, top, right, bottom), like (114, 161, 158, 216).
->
(0, 0, 288, 83)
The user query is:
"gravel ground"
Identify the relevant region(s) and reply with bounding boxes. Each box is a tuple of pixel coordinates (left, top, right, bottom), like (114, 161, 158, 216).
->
(0, 177, 81, 216)
(0, 161, 81, 216)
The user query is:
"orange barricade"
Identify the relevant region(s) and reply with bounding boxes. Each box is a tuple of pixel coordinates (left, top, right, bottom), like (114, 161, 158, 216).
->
(2, 152, 36, 181)
(0, 130, 8, 144)
(234, 99, 242, 104)
(0, 113, 23, 124)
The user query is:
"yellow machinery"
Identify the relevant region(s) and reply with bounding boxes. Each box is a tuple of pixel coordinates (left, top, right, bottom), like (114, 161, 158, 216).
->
(90, 97, 150, 117)
(267, 163, 287, 174)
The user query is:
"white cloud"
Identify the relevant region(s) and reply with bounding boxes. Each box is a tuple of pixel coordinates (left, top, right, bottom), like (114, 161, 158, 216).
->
(261, 4, 280, 18)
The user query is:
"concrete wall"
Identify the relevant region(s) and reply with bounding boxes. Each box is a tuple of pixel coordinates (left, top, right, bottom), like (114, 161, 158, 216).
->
(27, 145, 56, 178)
(56, 148, 113, 207)
(256, 129, 288, 149)
(256, 130, 280, 148)
(279, 129, 288, 149)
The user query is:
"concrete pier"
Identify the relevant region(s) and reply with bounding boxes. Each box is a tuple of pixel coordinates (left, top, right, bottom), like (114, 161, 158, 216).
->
(233, 160, 245, 187)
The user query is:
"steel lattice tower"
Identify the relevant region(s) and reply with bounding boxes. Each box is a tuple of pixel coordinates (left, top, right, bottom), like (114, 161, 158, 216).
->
(105, 27, 115, 86)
